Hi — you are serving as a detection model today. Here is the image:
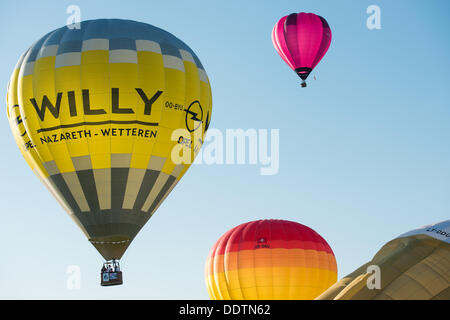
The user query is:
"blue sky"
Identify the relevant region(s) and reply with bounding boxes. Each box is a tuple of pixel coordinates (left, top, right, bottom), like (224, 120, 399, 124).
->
(0, 0, 449, 299)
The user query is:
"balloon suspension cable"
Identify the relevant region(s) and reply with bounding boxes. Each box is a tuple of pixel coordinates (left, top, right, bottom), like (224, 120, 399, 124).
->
(301, 80, 307, 88)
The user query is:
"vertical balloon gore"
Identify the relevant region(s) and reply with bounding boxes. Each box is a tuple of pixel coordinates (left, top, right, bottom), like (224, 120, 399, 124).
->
(272, 12, 332, 86)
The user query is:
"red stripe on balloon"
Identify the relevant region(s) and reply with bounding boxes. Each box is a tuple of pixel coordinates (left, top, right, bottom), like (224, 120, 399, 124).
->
(208, 220, 334, 257)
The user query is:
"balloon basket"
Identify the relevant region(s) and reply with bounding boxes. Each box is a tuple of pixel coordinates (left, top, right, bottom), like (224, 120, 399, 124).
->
(100, 260, 123, 286)
(301, 81, 307, 88)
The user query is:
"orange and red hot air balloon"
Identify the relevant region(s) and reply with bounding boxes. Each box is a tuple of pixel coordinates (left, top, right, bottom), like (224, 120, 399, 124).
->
(272, 12, 332, 87)
(205, 219, 337, 300)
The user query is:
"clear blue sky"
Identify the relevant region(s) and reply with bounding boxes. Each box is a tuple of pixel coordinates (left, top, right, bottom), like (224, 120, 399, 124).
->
(0, 0, 449, 299)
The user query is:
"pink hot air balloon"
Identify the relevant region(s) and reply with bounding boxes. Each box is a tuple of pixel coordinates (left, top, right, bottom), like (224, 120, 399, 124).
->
(272, 12, 332, 87)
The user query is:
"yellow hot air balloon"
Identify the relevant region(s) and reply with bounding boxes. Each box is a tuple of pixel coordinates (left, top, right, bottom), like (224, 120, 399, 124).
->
(7, 19, 212, 285)
(205, 219, 338, 300)
(316, 220, 450, 300)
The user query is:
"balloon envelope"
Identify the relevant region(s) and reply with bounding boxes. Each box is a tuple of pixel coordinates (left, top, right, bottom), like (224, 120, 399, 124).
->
(7, 19, 212, 260)
(205, 219, 337, 300)
(316, 220, 450, 300)
(272, 12, 332, 82)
